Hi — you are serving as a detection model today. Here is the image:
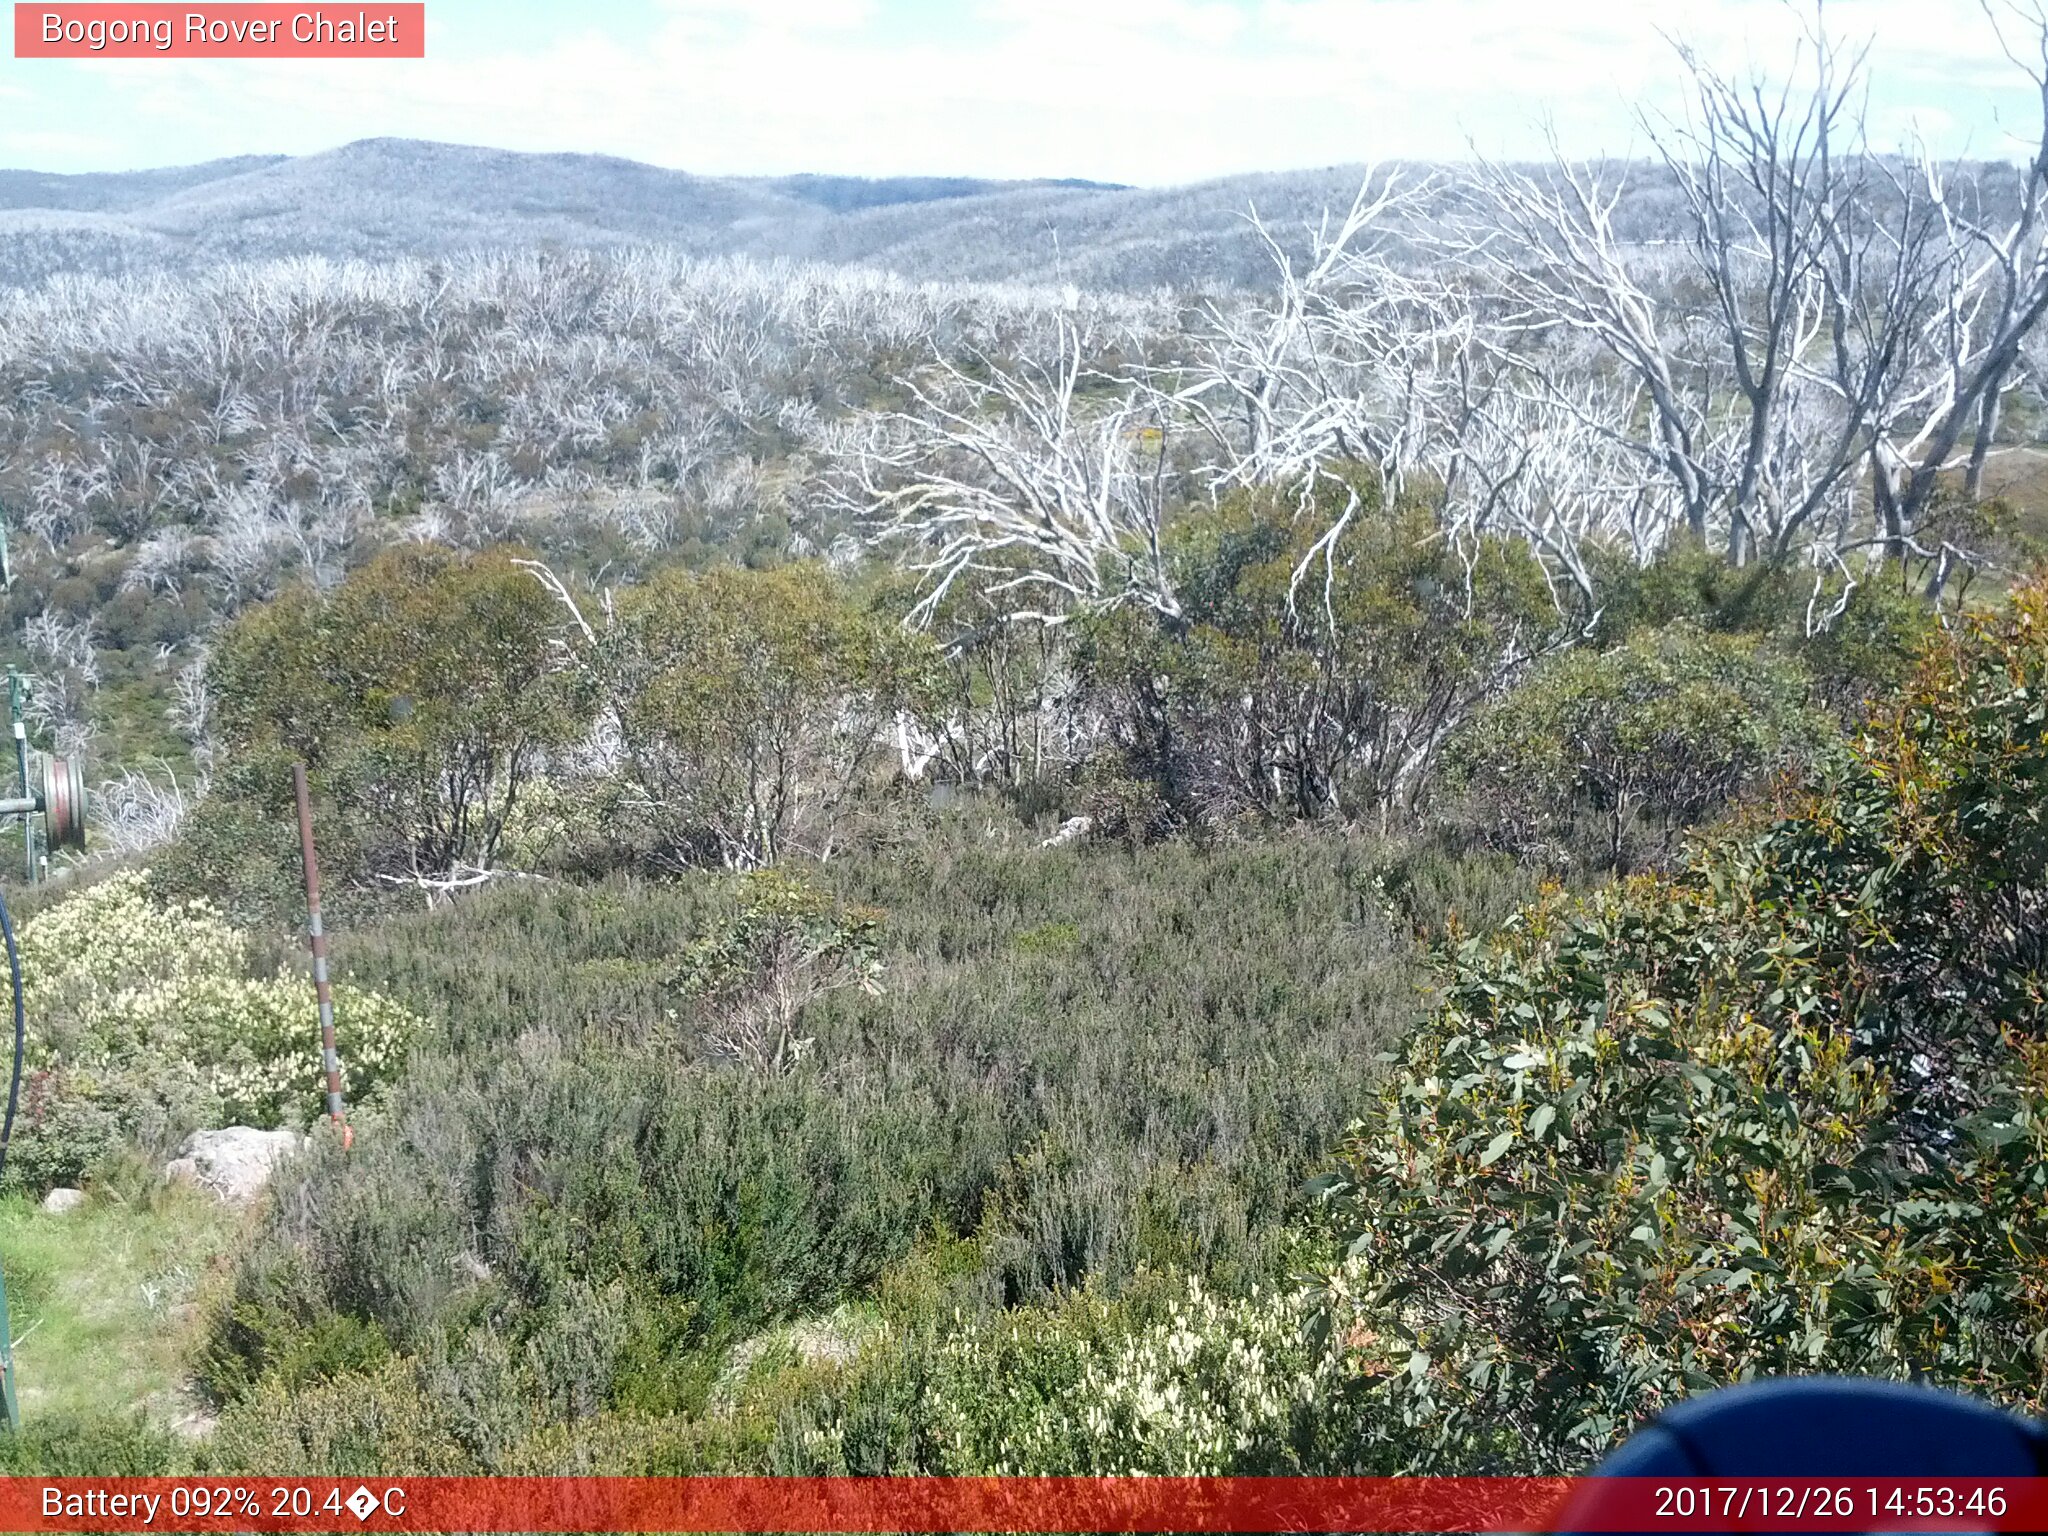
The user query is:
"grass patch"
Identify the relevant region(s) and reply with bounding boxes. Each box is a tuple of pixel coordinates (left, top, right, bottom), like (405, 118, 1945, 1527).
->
(0, 1186, 242, 1429)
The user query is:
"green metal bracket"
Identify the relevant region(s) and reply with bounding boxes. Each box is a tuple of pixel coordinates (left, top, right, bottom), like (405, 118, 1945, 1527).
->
(0, 1265, 18, 1433)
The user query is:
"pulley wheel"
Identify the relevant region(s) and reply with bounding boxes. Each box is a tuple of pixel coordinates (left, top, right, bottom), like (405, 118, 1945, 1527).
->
(37, 753, 85, 853)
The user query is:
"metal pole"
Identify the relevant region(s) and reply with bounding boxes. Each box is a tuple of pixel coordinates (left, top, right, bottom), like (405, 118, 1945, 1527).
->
(293, 763, 351, 1147)
(8, 673, 28, 886)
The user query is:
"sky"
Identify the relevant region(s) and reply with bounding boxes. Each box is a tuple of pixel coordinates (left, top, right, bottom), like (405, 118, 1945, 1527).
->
(0, 0, 2044, 185)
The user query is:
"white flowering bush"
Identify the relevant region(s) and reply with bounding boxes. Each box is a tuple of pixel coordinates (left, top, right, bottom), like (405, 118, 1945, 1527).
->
(8, 870, 428, 1187)
(109, 973, 423, 1127)
(794, 1275, 1351, 1475)
(20, 869, 246, 1040)
(952, 1277, 1330, 1474)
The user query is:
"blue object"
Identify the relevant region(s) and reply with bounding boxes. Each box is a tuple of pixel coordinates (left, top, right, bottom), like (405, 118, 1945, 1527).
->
(1594, 1377, 2048, 1476)
(1553, 1378, 2048, 1533)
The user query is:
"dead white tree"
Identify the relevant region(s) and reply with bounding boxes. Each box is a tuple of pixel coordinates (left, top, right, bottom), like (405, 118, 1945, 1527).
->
(1170, 171, 1449, 490)
(1457, 3, 2048, 579)
(169, 652, 215, 771)
(1455, 142, 1721, 548)
(22, 611, 100, 690)
(91, 762, 191, 856)
(1160, 174, 1608, 620)
(1434, 360, 1673, 610)
(846, 317, 1186, 627)
(1654, 22, 1891, 565)
(1881, 1, 2048, 558)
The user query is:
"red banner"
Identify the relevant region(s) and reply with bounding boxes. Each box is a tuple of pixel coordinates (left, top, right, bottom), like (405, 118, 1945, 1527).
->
(4, 1476, 2048, 1532)
(12, 5, 424, 58)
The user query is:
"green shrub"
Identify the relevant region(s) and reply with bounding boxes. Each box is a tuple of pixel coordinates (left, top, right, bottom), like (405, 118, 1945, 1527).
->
(778, 1274, 1337, 1475)
(1367, 841, 1549, 946)
(1795, 579, 1939, 712)
(5, 1067, 140, 1193)
(1588, 541, 1786, 637)
(1443, 625, 1832, 871)
(1586, 542, 1941, 719)
(149, 777, 318, 929)
(923, 1275, 1332, 1474)
(1079, 475, 1562, 822)
(1012, 920, 1081, 958)
(0, 1413, 182, 1474)
(882, 561, 1076, 792)
(1077, 769, 1182, 847)
(203, 1259, 396, 1406)
(600, 563, 941, 869)
(205, 545, 584, 897)
(199, 823, 1439, 1453)
(206, 1358, 472, 1476)
(670, 870, 883, 1074)
(199, 1045, 974, 1410)
(21, 869, 245, 1025)
(487, 1409, 779, 1475)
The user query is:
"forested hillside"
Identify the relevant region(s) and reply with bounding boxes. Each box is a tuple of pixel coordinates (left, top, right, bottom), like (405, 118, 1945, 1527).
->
(0, 9, 2045, 1480)
(0, 139, 1205, 289)
(3, 138, 1984, 294)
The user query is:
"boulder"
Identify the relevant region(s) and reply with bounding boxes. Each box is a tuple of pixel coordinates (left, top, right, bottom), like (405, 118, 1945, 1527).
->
(40, 1187, 86, 1215)
(165, 1127, 305, 1205)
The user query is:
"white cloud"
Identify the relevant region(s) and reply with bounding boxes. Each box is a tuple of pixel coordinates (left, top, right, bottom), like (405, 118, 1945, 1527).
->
(0, 0, 2033, 180)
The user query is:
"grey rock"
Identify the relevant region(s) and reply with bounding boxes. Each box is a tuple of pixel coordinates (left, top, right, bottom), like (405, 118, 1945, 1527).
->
(39, 1186, 86, 1214)
(164, 1126, 305, 1205)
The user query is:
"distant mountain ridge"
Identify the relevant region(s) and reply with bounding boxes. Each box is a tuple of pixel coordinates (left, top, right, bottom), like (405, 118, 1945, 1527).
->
(0, 139, 1170, 289)
(0, 136, 1737, 293)
(0, 137, 1419, 292)
(0, 154, 288, 214)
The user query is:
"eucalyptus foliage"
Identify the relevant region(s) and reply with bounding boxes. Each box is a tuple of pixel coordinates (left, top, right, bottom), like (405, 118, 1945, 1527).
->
(1319, 581, 2048, 1470)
